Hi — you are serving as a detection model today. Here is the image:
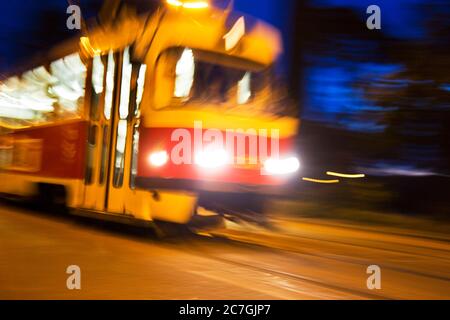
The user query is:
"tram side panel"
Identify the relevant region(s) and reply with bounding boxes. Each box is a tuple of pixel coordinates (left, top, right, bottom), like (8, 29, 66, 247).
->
(0, 120, 88, 206)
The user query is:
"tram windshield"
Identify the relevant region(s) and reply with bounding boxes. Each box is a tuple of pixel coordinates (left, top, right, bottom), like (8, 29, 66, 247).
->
(155, 47, 296, 116)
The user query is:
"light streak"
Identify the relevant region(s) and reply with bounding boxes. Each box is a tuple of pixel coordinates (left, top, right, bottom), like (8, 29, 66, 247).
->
(302, 177, 340, 184)
(80, 37, 101, 56)
(326, 171, 365, 178)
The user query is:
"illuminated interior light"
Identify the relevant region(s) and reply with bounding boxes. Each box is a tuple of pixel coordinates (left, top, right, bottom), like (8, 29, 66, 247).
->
(19, 97, 55, 112)
(59, 100, 78, 112)
(22, 70, 44, 87)
(116, 120, 128, 157)
(119, 47, 132, 119)
(182, 1, 209, 9)
(0, 94, 54, 112)
(166, 0, 209, 9)
(33, 66, 57, 84)
(302, 177, 340, 184)
(237, 72, 251, 104)
(136, 64, 147, 110)
(50, 54, 86, 102)
(223, 16, 246, 51)
(1, 77, 21, 92)
(64, 53, 87, 74)
(149, 151, 169, 167)
(50, 58, 67, 79)
(0, 52, 86, 123)
(0, 106, 35, 120)
(326, 171, 366, 178)
(0, 79, 55, 113)
(174, 48, 195, 98)
(104, 50, 115, 120)
(167, 0, 183, 7)
(92, 55, 105, 94)
(49, 84, 82, 101)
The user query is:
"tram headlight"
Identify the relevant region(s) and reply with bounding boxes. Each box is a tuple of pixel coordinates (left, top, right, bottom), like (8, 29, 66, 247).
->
(148, 151, 169, 167)
(195, 148, 228, 169)
(263, 156, 300, 175)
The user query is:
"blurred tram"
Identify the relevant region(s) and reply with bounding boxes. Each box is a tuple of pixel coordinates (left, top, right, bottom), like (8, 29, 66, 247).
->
(0, 0, 300, 226)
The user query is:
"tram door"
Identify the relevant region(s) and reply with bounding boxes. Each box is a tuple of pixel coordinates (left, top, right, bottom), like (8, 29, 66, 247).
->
(82, 50, 116, 211)
(83, 46, 146, 215)
(106, 47, 147, 214)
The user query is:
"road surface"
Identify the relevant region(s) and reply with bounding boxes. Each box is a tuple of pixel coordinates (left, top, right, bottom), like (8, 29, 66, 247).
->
(0, 202, 449, 299)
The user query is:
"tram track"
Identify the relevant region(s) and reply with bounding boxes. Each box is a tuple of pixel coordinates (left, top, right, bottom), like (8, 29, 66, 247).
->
(201, 228, 450, 283)
(217, 218, 450, 260)
(185, 219, 450, 297)
(182, 235, 392, 300)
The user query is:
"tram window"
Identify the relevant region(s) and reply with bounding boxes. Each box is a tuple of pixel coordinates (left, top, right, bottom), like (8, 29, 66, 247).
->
(85, 125, 98, 185)
(99, 125, 109, 185)
(154, 48, 270, 110)
(113, 119, 127, 188)
(189, 62, 258, 105)
(0, 53, 86, 126)
(174, 48, 195, 98)
(135, 64, 147, 116)
(129, 124, 139, 189)
(50, 53, 87, 117)
(90, 55, 105, 120)
(237, 72, 251, 104)
(119, 47, 132, 119)
(128, 63, 147, 117)
(104, 50, 115, 120)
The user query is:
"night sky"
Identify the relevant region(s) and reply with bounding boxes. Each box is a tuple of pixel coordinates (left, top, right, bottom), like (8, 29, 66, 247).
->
(0, 0, 429, 69)
(0, 0, 445, 137)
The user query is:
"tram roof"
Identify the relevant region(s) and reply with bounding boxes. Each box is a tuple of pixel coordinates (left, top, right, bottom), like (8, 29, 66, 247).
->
(1, 2, 282, 78)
